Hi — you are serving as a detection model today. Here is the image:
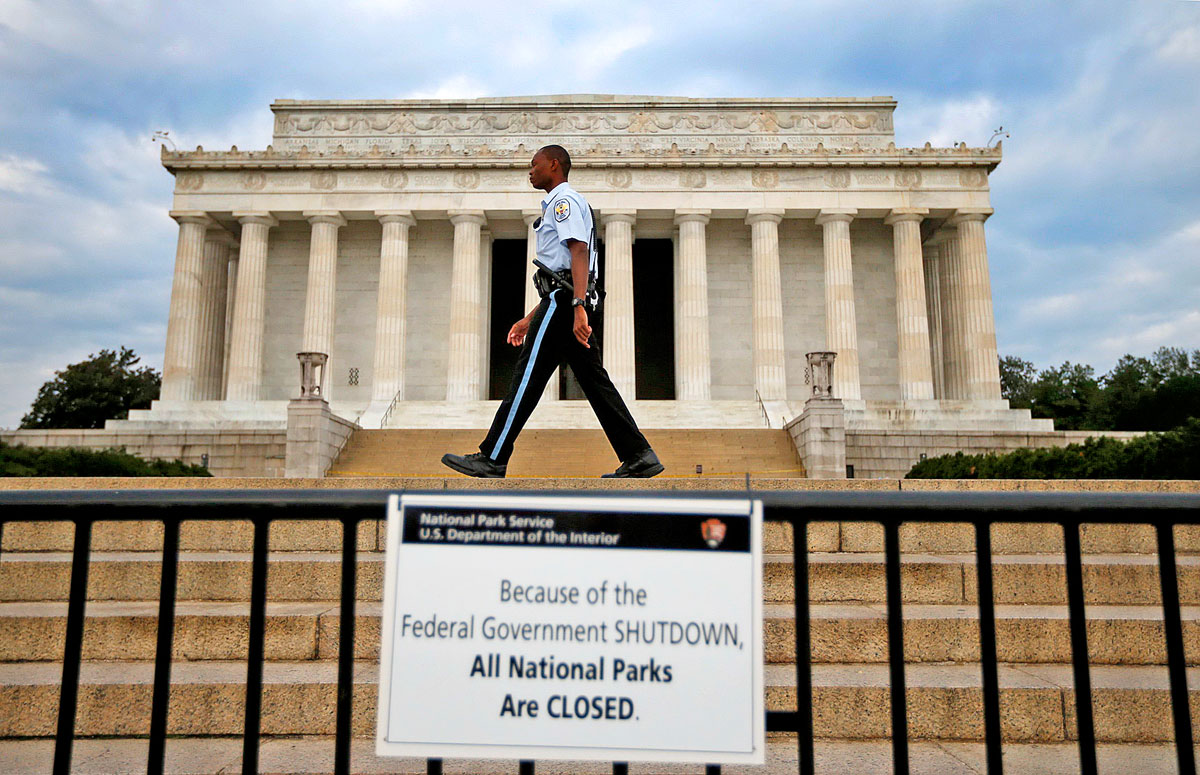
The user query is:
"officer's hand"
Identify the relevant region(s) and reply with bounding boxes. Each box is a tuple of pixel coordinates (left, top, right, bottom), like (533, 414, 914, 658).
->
(573, 306, 591, 348)
(508, 318, 530, 347)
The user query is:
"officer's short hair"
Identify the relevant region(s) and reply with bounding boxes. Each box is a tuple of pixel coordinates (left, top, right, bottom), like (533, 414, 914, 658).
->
(538, 145, 571, 177)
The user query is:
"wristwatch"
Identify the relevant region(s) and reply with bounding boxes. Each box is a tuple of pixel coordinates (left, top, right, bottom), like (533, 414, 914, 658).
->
(571, 297, 586, 308)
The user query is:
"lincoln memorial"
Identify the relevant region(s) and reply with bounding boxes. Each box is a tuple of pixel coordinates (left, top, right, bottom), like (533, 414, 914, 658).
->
(28, 95, 1063, 477)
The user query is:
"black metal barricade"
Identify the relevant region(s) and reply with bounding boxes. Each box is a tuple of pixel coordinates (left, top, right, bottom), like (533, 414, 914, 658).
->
(0, 489, 1196, 775)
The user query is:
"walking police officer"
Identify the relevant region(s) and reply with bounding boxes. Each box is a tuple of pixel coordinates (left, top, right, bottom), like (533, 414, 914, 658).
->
(441, 145, 663, 479)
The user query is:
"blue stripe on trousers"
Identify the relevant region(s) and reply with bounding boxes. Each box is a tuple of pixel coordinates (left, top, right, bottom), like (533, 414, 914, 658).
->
(490, 293, 558, 460)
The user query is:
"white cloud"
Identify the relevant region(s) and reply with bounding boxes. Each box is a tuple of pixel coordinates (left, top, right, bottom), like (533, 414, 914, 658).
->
(577, 23, 656, 77)
(996, 212, 1200, 371)
(406, 75, 489, 100)
(1157, 24, 1200, 63)
(0, 154, 54, 194)
(897, 95, 1002, 148)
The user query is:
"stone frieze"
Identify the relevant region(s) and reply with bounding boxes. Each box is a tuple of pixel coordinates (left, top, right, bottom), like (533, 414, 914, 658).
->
(267, 98, 898, 153)
(173, 165, 990, 195)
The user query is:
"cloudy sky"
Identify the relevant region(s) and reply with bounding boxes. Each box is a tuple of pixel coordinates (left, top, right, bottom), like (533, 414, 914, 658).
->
(1, 0, 1198, 427)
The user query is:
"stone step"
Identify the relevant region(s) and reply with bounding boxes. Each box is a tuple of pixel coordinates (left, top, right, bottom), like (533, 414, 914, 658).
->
(2, 551, 1194, 606)
(1, 660, 1196, 743)
(332, 429, 802, 477)
(766, 552, 1199, 606)
(5, 601, 1198, 667)
(2, 738, 1197, 775)
(7, 519, 1196, 556)
(377, 400, 772, 430)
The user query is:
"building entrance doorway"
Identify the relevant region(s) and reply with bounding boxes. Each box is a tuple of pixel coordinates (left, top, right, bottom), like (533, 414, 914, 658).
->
(488, 239, 526, 400)
(633, 238, 675, 399)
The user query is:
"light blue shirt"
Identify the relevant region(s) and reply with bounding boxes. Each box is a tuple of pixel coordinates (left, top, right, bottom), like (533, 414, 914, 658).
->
(534, 181, 597, 275)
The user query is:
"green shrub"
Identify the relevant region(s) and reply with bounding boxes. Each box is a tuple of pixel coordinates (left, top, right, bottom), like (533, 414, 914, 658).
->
(905, 418, 1200, 479)
(0, 442, 211, 477)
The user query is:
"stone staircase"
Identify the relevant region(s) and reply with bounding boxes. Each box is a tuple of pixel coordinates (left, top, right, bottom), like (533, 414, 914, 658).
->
(329, 429, 805, 478)
(1, 491, 1198, 773)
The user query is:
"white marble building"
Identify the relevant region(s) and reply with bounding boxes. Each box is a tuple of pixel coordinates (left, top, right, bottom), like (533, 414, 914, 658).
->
(108, 94, 1053, 475)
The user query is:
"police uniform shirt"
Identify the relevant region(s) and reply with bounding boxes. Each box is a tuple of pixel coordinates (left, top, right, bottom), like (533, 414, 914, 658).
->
(535, 181, 597, 275)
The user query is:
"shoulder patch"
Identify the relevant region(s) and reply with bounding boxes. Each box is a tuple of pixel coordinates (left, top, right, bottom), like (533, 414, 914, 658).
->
(553, 199, 571, 222)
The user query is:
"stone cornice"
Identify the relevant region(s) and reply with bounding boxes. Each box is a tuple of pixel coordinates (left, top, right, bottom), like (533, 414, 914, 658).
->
(162, 142, 1001, 172)
(270, 95, 898, 110)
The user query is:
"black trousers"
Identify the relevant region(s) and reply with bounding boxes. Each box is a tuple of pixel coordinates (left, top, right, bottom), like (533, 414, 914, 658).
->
(480, 289, 651, 465)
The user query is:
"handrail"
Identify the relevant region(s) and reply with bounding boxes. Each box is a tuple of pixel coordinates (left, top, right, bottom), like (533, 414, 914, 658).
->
(380, 388, 402, 428)
(754, 389, 769, 427)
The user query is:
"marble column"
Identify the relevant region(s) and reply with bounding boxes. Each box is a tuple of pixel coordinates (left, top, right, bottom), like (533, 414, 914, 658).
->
(673, 210, 712, 401)
(226, 212, 276, 401)
(197, 230, 236, 401)
(222, 246, 240, 397)
(446, 211, 487, 401)
(301, 211, 346, 399)
(371, 211, 416, 404)
(746, 209, 787, 402)
(938, 226, 967, 399)
(523, 211, 558, 400)
(946, 209, 1002, 401)
(885, 208, 935, 400)
(815, 209, 861, 400)
(161, 211, 213, 401)
(479, 229, 493, 396)
(225, 215, 276, 403)
(602, 211, 637, 399)
(922, 231, 948, 399)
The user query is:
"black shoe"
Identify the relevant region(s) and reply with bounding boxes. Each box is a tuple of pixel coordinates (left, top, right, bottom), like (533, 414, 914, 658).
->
(441, 452, 507, 478)
(602, 448, 664, 479)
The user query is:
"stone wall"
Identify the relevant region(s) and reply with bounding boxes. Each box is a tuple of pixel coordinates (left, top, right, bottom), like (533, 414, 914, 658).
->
(403, 220, 455, 400)
(1, 429, 287, 478)
(847, 429, 1146, 479)
(706, 219, 753, 398)
(332, 220, 384, 406)
(778, 220, 900, 402)
(850, 220, 900, 401)
(262, 220, 310, 401)
(780, 219, 826, 401)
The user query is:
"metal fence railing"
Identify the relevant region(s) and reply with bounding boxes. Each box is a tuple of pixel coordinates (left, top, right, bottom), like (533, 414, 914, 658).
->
(1, 489, 1197, 775)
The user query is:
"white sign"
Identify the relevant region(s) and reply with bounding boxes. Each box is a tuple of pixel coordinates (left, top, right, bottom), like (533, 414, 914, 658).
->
(376, 493, 764, 764)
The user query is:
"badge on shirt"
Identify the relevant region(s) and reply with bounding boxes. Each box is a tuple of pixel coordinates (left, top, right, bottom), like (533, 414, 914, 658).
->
(554, 199, 570, 222)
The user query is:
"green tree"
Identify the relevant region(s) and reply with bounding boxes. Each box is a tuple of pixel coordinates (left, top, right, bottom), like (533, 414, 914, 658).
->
(1029, 361, 1101, 430)
(20, 348, 160, 430)
(1092, 348, 1200, 430)
(1000, 355, 1037, 408)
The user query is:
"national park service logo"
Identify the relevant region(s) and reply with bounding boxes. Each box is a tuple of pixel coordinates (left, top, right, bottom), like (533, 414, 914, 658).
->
(700, 518, 727, 549)
(554, 199, 571, 221)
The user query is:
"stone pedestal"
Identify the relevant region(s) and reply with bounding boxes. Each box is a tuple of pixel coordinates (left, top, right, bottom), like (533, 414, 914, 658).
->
(284, 399, 358, 478)
(793, 398, 847, 480)
(791, 351, 846, 479)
